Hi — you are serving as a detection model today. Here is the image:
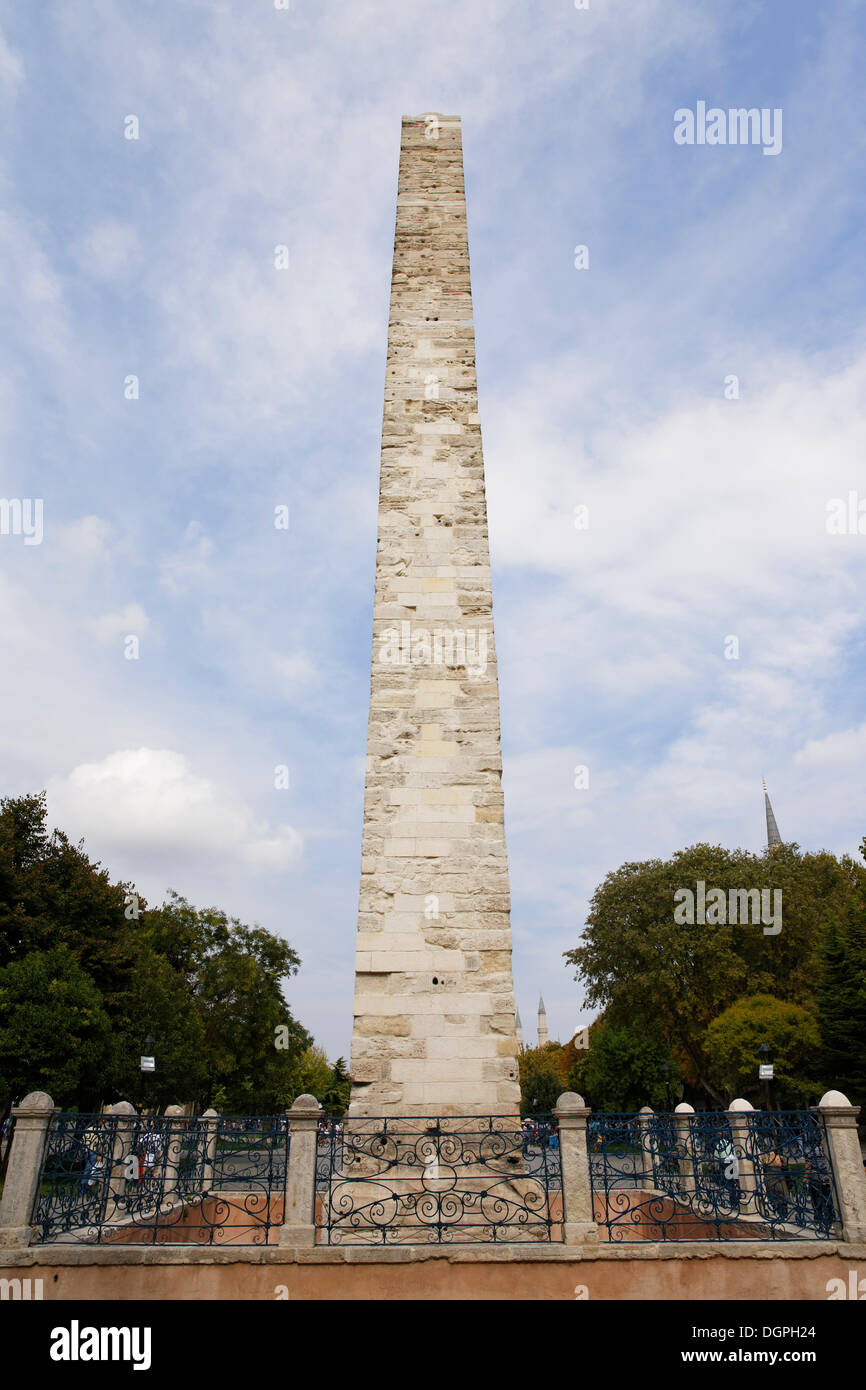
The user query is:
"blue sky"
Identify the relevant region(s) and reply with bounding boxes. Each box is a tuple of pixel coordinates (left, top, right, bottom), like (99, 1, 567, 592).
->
(1, 0, 865, 1059)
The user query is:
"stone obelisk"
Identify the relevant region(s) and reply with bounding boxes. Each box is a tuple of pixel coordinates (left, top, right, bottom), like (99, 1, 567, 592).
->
(348, 114, 520, 1118)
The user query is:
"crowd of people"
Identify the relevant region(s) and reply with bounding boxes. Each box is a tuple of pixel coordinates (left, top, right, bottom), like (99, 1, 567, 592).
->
(521, 1118, 559, 1154)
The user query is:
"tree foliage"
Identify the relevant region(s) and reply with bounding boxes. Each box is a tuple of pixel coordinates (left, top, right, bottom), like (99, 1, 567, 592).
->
(518, 1043, 567, 1115)
(816, 844, 866, 1108)
(322, 1057, 352, 1114)
(0, 946, 113, 1109)
(568, 1025, 677, 1112)
(706, 989, 817, 1106)
(0, 792, 314, 1115)
(0, 792, 136, 1010)
(565, 841, 865, 1106)
(292, 1045, 333, 1101)
(703, 994, 821, 1106)
(137, 892, 310, 1112)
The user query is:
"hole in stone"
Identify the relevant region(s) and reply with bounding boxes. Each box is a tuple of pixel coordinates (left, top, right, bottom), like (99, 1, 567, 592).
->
(432, 977, 439, 985)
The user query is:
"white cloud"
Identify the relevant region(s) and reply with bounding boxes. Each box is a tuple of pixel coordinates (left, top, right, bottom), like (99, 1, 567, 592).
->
(47, 748, 303, 867)
(241, 826, 303, 868)
(0, 25, 23, 95)
(488, 353, 866, 607)
(268, 651, 320, 695)
(56, 516, 113, 564)
(160, 522, 216, 596)
(75, 220, 141, 281)
(796, 722, 866, 774)
(87, 603, 151, 646)
(0, 210, 68, 364)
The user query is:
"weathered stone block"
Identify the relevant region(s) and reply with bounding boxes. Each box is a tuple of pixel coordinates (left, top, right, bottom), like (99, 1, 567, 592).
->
(348, 115, 519, 1118)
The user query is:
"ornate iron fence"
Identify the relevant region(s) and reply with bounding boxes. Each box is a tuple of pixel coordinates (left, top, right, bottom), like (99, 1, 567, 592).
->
(589, 1109, 840, 1242)
(315, 1114, 562, 1245)
(31, 1112, 289, 1245)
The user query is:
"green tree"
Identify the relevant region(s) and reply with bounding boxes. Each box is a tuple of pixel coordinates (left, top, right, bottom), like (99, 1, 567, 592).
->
(323, 1057, 351, 1114)
(569, 1025, 676, 1112)
(518, 1044, 566, 1115)
(815, 849, 866, 1109)
(139, 892, 311, 1112)
(0, 947, 112, 1110)
(292, 1044, 332, 1101)
(565, 842, 865, 1105)
(0, 792, 137, 1011)
(704, 994, 821, 1106)
(108, 946, 209, 1110)
(0, 794, 313, 1114)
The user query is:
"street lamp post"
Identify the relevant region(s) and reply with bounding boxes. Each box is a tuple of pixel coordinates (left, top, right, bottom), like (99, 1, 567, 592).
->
(661, 1063, 673, 1111)
(757, 1042, 774, 1111)
(141, 1034, 156, 1114)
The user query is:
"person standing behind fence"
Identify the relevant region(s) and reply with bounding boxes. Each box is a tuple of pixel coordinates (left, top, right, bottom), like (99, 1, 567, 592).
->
(79, 1121, 104, 1192)
(140, 1125, 162, 1184)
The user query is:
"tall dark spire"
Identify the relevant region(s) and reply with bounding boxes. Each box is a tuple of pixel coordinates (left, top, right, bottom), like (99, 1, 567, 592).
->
(763, 779, 782, 849)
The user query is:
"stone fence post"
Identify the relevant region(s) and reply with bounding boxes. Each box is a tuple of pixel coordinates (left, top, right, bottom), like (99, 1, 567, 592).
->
(0, 1091, 55, 1247)
(637, 1106, 655, 1186)
(163, 1104, 187, 1196)
(820, 1089, 866, 1242)
(280, 1094, 322, 1247)
(727, 1098, 761, 1216)
(199, 1109, 220, 1191)
(554, 1092, 598, 1245)
(674, 1103, 696, 1197)
(107, 1101, 138, 1212)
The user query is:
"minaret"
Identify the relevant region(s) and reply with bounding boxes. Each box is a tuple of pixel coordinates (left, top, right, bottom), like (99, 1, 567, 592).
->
(515, 1007, 524, 1052)
(537, 995, 549, 1048)
(348, 115, 520, 1118)
(763, 779, 782, 850)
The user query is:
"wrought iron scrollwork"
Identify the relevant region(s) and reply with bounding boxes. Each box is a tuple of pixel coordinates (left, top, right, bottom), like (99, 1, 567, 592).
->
(32, 1113, 289, 1245)
(315, 1114, 562, 1245)
(589, 1109, 840, 1242)
(31, 1113, 117, 1243)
